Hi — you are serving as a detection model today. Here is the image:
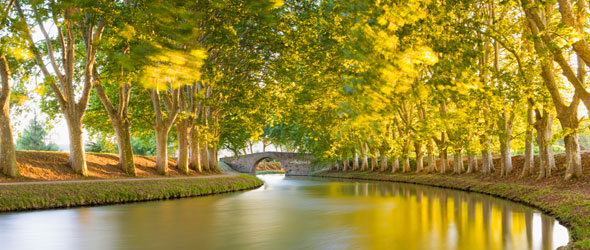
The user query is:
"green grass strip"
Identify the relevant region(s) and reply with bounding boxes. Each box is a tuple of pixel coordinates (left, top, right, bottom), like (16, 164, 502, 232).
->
(0, 174, 263, 213)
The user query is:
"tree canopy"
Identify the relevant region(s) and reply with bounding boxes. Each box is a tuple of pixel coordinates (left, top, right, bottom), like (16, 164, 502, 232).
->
(0, 0, 589, 181)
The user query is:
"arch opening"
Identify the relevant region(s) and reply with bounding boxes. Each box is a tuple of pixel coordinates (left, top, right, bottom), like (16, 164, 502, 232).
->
(252, 157, 284, 175)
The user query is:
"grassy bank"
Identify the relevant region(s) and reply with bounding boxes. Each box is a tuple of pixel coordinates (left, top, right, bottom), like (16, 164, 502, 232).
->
(0, 174, 263, 213)
(0, 151, 220, 183)
(314, 170, 590, 249)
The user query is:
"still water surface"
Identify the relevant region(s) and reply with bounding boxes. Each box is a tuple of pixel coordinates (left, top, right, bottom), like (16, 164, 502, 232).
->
(0, 175, 569, 250)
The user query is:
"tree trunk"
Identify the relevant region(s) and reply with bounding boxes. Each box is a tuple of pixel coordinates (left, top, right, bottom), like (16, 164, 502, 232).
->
(65, 116, 88, 176)
(427, 141, 436, 173)
(453, 150, 462, 174)
(149, 88, 178, 175)
(557, 100, 583, 180)
(467, 154, 475, 173)
(481, 150, 490, 174)
(380, 155, 388, 172)
(0, 107, 17, 177)
(360, 141, 368, 171)
(487, 144, 494, 172)
(403, 156, 410, 173)
(94, 81, 135, 176)
(370, 147, 378, 171)
(154, 126, 169, 175)
(521, 103, 535, 178)
(536, 111, 555, 179)
(208, 145, 218, 172)
(189, 128, 202, 172)
(202, 141, 210, 171)
(564, 130, 582, 179)
(0, 55, 18, 177)
(499, 112, 514, 176)
(415, 141, 423, 173)
(439, 147, 447, 174)
(402, 139, 411, 172)
(343, 154, 349, 171)
(353, 149, 359, 171)
(176, 120, 190, 174)
(392, 157, 400, 173)
(113, 120, 135, 176)
(16, 4, 103, 177)
(500, 140, 512, 176)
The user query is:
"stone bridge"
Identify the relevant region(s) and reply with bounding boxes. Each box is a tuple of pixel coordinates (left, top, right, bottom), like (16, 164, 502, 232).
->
(220, 152, 314, 176)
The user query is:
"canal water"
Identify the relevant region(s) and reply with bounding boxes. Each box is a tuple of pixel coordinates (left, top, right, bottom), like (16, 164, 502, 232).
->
(0, 175, 569, 250)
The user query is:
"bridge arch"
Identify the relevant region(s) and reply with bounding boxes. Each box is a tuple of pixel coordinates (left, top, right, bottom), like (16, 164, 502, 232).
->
(220, 152, 314, 176)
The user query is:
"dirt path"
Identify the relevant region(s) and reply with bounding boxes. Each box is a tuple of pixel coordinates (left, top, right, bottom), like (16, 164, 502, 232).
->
(0, 173, 240, 186)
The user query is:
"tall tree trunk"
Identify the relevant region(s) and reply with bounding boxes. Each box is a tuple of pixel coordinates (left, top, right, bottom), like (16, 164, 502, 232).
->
(154, 126, 169, 175)
(499, 111, 514, 176)
(0, 105, 17, 177)
(189, 127, 202, 172)
(209, 144, 218, 172)
(467, 154, 475, 174)
(402, 139, 411, 172)
(487, 149, 494, 172)
(150, 88, 178, 175)
(65, 116, 87, 176)
(353, 149, 359, 171)
(93, 67, 135, 176)
(113, 119, 135, 176)
(0, 54, 18, 177)
(201, 141, 210, 171)
(380, 154, 388, 172)
(525, 8, 581, 179)
(481, 149, 490, 174)
(564, 132, 582, 179)
(17, 2, 102, 177)
(427, 140, 436, 173)
(453, 150, 463, 174)
(439, 147, 447, 174)
(536, 111, 555, 179)
(176, 120, 190, 174)
(370, 146, 378, 171)
(415, 141, 423, 173)
(360, 140, 368, 171)
(521, 102, 535, 178)
(392, 157, 400, 173)
(342, 153, 349, 171)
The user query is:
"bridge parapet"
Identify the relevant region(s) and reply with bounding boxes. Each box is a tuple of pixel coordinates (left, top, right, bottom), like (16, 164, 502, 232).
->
(220, 152, 313, 176)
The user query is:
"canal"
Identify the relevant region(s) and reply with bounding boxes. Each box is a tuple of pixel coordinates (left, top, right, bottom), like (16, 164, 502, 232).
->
(0, 174, 569, 250)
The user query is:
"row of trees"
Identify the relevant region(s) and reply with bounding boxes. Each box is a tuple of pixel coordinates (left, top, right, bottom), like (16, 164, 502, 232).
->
(263, 0, 590, 180)
(0, 0, 284, 177)
(3, 0, 590, 181)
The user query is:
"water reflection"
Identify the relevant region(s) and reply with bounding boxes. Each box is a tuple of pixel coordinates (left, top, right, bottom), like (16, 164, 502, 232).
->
(314, 178, 568, 250)
(0, 174, 568, 250)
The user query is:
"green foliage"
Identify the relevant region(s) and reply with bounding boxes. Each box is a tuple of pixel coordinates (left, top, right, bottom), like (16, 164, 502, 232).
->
(15, 117, 58, 151)
(85, 135, 117, 154)
(131, 135, 157, 156)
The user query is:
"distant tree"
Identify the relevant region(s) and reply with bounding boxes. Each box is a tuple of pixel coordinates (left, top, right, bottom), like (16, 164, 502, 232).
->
(15, 117, 58, 151)
(85, 135, 117, 154)
(131, 133, 158, 156)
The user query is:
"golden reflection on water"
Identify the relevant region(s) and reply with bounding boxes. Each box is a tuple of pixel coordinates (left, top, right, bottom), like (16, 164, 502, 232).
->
(0, 175, 569, 250)
(321, 180, 568, 250)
